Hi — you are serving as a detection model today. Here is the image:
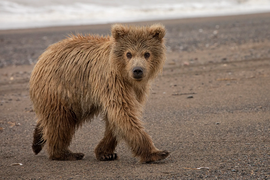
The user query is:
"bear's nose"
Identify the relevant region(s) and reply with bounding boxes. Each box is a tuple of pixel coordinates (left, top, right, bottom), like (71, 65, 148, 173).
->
(133, 67, 143, 80)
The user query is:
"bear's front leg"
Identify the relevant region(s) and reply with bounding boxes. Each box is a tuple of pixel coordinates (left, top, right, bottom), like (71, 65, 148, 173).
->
(125, 127, 169, 163)
(107, 107, 169, 163)
(95, 118, 118, 161)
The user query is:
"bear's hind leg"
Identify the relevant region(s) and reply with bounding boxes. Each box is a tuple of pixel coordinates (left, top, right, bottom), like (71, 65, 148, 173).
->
(95, 118, 118, 161)
(44, 111, 84, 161)
(46, 125, 85, 161)
(32, 122, 46, 155)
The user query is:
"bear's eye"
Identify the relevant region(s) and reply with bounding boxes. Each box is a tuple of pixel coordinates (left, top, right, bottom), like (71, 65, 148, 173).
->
(144, 52, 150, 59)
(126, 52, 132, 59)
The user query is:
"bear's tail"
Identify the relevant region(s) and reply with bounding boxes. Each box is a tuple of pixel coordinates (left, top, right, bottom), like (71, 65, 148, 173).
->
(32, 122, 46, 155)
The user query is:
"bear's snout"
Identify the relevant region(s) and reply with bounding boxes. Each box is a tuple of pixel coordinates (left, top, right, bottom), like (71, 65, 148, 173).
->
(132, 67, 144, 80)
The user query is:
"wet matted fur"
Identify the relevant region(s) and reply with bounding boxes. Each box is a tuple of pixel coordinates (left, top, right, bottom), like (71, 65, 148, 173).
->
(30, 24, 169, 163)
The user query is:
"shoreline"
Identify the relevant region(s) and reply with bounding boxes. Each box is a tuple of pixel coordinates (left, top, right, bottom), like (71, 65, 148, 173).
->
(0, 12, 270, 34)
(1, 12, 270, 68)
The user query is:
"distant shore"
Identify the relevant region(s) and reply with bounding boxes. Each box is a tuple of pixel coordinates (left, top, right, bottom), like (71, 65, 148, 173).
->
(0, 12, 270, 34)
(0, 12, 270, 68)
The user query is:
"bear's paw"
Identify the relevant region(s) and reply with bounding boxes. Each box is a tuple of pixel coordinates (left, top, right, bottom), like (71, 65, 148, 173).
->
(97, 153, 118, 161)
(141, 150, 170, 163)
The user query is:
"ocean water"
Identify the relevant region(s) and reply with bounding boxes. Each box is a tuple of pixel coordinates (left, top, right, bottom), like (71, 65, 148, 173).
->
(0, 0, 270, 30)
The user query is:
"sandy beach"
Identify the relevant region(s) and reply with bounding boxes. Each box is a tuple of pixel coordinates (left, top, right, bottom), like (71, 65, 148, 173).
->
(0, 13, 270, 179)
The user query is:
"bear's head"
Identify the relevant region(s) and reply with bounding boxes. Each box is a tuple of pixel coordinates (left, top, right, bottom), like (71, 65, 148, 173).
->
(110, 24, 166, 84)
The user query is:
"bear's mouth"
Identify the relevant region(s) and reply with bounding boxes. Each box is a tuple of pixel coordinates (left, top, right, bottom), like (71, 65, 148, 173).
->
(133, 74, 143, 81)
(134, 77, 143, 81)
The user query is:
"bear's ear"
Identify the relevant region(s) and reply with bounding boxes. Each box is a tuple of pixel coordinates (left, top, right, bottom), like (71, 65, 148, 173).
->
(111, 24, 129, 40)
(149, 24, 166, 41)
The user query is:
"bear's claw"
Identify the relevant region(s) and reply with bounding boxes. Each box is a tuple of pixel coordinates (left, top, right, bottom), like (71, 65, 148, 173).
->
(99, 153, 118, 161)
(73, 153, 85, 160)
(141, 150, 170, 163)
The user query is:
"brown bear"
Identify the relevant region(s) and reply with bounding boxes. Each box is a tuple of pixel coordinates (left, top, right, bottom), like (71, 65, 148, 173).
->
(29, 24, 169, 163)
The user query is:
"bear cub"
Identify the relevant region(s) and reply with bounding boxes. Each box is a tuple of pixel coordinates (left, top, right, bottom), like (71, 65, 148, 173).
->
(30, 24, 169, 163)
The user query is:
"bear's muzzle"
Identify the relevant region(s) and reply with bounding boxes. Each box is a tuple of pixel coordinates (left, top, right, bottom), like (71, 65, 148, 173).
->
(132, 67, 144, 80)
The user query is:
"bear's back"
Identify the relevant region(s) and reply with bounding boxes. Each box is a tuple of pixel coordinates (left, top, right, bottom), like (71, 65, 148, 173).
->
(29, 34, 112, 116)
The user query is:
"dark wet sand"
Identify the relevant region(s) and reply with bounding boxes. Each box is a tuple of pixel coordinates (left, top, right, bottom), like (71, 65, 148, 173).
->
(0, 13, 270, 179)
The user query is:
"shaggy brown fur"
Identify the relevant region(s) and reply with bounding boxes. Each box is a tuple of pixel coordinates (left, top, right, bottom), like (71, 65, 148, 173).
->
(30, 24, 169, 163)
